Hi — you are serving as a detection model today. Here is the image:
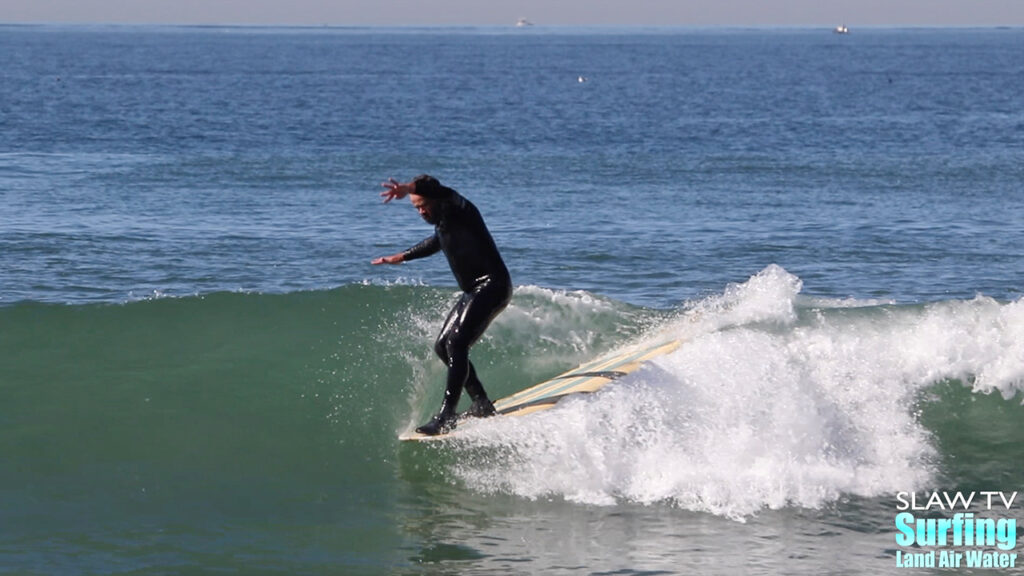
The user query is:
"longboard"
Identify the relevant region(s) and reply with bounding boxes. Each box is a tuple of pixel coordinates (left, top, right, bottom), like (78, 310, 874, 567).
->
(399, 338, 681, 441)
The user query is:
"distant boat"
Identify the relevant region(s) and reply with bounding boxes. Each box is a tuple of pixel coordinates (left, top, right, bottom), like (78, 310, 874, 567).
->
(834, 25, 849, 34)
(516, 18, 534, 27)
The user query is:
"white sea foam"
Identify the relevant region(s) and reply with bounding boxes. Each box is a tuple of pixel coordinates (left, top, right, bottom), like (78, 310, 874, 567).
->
(452, 266, 1024, 518)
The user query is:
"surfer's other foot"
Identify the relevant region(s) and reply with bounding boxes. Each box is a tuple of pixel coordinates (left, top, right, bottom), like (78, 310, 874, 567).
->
(415, 413, 457, 436)
(465, 398, 496, 418)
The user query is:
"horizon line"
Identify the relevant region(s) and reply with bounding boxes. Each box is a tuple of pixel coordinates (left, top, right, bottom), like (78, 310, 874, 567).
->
(3, 21, 1022, 30)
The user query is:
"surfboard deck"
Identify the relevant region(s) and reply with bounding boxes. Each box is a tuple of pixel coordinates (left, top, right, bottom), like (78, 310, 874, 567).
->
(398, 338, 681, 442)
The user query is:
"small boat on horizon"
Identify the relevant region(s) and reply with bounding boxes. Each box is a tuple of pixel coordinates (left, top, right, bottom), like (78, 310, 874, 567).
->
(516, 18, 534, 27)
(834, 25, 850, 34)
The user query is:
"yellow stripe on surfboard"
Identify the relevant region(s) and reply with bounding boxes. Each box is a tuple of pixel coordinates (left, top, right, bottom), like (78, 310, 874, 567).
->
(493, 339, 680, 414)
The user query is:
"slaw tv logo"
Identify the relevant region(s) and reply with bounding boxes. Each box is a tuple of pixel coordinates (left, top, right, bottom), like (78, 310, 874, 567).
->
(894, 491, 1018, 569)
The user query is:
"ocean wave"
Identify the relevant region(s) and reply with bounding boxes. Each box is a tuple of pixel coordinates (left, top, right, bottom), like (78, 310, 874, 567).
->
(4, 274, 1022, 520)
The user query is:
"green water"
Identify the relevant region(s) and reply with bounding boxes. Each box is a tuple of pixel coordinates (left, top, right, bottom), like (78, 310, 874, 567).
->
(0, 285, 656, 573)
(3, 283, 1024, 574)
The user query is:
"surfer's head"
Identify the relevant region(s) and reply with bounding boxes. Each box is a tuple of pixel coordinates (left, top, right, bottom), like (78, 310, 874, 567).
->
(411, 194, 439, 225)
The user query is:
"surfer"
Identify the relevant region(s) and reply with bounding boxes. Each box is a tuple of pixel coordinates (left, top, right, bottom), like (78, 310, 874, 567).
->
(373, 175, 513, 435)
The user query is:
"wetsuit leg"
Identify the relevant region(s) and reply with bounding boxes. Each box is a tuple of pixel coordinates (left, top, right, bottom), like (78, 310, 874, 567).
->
(434, 307, 488, 411)
(417, 278, 511, 435)
(425, 293, 472, 421)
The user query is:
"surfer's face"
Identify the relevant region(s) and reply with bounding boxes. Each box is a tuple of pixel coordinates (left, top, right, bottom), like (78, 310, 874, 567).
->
(411, 194, 438, 224)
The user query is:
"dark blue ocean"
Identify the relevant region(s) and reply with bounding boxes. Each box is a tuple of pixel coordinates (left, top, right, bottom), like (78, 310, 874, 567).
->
(2, 24, 1023, 575)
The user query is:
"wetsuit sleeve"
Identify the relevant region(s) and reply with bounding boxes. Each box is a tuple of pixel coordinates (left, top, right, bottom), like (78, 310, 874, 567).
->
(402, 233, 441, 261)
(412, 174, 456, 200)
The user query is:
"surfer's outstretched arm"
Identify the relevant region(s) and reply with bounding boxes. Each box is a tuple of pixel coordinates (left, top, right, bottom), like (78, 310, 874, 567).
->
(372, 234, 440, 265)
(401, 234, 441, 261)
(371, 253, 404, 265)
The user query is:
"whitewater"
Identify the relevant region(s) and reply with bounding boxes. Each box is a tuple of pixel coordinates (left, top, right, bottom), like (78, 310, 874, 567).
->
(443, 266, 1024, 518)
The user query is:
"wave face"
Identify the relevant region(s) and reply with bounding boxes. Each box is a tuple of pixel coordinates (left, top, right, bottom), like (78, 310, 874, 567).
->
(2, 268, 1023, 533)
(0, 283, 653, 532)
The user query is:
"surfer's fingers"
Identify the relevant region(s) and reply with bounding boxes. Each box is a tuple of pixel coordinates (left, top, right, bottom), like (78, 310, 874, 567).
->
(379, 179, 408, 203)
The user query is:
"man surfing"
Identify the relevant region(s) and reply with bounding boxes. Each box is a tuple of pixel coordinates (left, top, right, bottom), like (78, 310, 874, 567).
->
(373, 175, 513, 436)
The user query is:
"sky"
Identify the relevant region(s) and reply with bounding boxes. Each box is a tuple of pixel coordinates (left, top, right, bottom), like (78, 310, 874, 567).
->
(3, 0, 1024, 27)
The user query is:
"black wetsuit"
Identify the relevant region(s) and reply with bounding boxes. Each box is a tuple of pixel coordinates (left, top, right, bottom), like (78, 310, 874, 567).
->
(402, 175, 512, 434)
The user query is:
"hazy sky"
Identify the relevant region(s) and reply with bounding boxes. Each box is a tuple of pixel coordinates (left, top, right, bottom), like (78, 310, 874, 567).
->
(4, 0, 1024, 27)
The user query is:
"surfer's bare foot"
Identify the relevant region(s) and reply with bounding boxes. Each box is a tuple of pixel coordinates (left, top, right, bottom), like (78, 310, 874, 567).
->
(415, 413, 457, 436)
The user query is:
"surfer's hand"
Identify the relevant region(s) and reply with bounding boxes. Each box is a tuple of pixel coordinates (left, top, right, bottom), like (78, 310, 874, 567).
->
(372, 253, 404, 265)
(380, 178, 414, 203)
